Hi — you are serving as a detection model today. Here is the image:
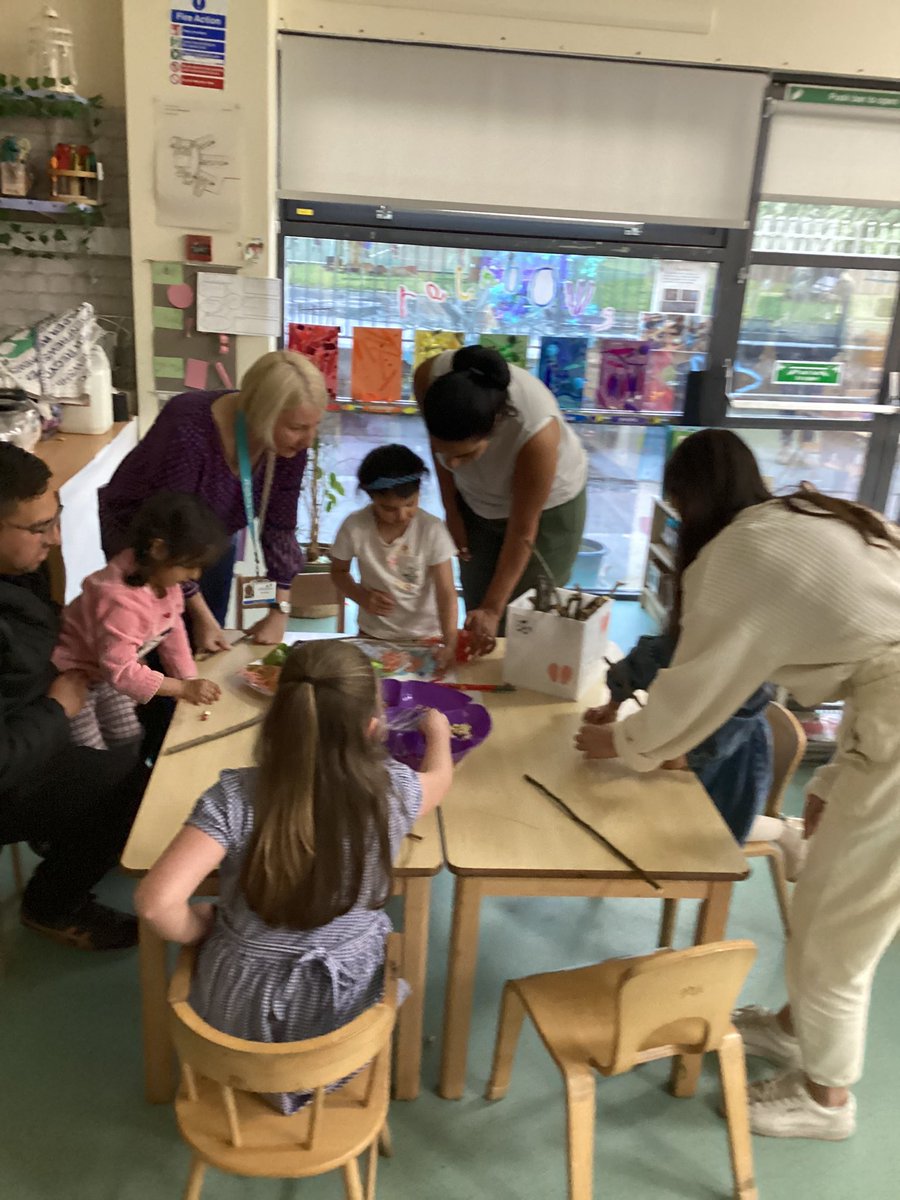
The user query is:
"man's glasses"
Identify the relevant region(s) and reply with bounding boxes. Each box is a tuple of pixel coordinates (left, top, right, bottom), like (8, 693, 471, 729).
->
(6, 505, 63, 537)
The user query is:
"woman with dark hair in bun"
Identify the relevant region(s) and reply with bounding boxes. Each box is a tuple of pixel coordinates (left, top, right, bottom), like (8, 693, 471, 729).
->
(414, 345, 587, 653)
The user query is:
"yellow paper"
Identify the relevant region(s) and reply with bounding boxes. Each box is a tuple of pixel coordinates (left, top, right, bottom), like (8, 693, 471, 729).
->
(413, 330, 464, 373)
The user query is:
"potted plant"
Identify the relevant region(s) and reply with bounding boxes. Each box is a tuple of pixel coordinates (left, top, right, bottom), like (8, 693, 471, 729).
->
(302, 435, 344, 569)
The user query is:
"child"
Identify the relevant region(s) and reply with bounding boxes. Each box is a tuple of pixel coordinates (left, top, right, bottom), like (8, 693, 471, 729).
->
(135, 639, 453, 1113)
(330, 445, 458, 667)
(586, 633, 806, 878)
(53, 492, 227, 751)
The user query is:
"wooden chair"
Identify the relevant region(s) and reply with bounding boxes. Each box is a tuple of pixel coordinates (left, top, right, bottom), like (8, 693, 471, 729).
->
(234, 573, 345, 633)
(659, 702, 807, 946)
(485, 940, 759, 1200)
(167, 934, 400, 1200)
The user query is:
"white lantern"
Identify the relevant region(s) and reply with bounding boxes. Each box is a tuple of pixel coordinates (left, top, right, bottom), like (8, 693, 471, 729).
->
(27, 5, 78, 94)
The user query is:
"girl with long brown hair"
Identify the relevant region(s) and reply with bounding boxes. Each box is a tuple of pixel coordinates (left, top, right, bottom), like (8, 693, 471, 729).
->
(576, 428, 900, 1143)
(136, 639, 453, 1112)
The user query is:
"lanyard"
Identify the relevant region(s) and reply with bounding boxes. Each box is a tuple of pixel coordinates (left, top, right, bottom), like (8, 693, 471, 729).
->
(234, 412, 275, 576)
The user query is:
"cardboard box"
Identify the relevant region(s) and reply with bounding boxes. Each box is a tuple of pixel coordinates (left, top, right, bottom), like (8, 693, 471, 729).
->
(503, 588, 613, 700)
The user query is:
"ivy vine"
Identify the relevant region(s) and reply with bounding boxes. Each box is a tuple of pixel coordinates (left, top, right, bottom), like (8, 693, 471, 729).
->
(0, 76, 103, 130)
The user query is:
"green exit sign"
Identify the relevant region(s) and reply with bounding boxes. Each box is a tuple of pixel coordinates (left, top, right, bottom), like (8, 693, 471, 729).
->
(774, 360, 843, 386)
(785, 85, 900, 111)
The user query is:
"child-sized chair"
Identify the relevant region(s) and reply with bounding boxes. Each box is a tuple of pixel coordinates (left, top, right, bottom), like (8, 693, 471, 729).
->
(167, 934, 400, 1200)
(659, 701, 806, 946)
(485, 940, 758, 1200)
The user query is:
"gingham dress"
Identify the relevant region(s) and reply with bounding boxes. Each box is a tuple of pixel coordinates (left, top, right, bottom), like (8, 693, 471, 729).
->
(187, 762, 421, 1113)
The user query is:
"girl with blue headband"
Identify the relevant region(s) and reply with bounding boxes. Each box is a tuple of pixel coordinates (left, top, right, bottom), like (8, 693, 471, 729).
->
(330, 445, 458, 666)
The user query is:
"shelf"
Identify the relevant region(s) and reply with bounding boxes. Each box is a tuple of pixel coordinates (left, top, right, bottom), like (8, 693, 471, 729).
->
(648, 541, 675, 572)
(0, 195, 94, 215)
(640, 587, 668, 627)
(50, 169, 98, 179)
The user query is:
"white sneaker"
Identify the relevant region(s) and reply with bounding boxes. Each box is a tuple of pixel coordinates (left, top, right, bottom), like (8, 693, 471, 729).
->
(733, 1005, 803, 1069)
(747, 1069, 857, 1140)
(779, 817, 808, 882)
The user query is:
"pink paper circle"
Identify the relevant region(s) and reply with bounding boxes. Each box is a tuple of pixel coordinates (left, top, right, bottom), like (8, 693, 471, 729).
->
(167, 283, 194, 309)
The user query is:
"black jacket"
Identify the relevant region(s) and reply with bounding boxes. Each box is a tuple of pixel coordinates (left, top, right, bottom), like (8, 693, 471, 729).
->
(0, 567, 70, 797)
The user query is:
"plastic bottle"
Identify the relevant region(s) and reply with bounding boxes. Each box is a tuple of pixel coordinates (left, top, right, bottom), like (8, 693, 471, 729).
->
(60, 342, 113, 434)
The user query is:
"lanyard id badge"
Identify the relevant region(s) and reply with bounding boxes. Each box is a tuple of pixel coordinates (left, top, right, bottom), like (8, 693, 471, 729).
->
(235, 412, 276, 607)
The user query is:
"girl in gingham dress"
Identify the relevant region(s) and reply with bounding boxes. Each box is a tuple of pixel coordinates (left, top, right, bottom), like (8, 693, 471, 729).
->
(136, 639, 453, 1113)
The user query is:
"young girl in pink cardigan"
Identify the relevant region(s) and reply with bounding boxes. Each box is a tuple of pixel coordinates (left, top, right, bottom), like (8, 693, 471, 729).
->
(53, 493, 228, 751)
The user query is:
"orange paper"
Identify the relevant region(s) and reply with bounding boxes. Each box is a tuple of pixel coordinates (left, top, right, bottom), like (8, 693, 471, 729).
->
(351, 327, 403, 403)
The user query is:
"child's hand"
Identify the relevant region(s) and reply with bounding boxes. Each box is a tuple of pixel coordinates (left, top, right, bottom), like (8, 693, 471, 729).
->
(419, 708, 451, 741)
(583, 701, 619, 726)
(363, 588, 396, 616)
(436, 636, 458, 672)
(661, 755, 689, 770)
(182, 678, 221, 706)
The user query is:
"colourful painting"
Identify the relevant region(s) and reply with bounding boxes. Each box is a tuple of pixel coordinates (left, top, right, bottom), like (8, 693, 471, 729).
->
(538, 337, 588, 409)
(479, 334, 529, 368)
(288, 323, 340, 403)
(643, 349, 693, 413)
(639, 313, 711, 352)
(351, 327, 403, 403)
(595, 340, 651, 411)
(412, 329, 464, 373)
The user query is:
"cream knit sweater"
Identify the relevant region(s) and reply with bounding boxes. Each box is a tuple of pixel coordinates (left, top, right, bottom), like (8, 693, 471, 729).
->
(613, 500, 900, 775)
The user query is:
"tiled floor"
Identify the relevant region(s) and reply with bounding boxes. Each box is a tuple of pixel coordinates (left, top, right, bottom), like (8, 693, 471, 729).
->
(1, 602, 897, 1199)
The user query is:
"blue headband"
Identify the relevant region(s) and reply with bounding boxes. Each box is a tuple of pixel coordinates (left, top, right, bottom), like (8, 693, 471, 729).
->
(365, 473, 423, 491)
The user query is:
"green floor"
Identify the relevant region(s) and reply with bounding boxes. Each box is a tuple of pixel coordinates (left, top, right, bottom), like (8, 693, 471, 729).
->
(1, 603, 898, 1199)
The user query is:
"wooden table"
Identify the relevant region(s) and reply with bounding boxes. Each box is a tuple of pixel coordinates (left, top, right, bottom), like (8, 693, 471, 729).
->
(121, 636, 443, 1104)
(438, 648, 749, 1100)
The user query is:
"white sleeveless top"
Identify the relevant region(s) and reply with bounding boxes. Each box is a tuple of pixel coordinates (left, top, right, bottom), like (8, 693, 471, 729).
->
(429, 351, 588, 520)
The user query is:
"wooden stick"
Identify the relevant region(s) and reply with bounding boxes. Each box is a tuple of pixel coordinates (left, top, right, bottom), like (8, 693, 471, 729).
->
(523, 774, 662, 891)
(163, 715, 264, 756)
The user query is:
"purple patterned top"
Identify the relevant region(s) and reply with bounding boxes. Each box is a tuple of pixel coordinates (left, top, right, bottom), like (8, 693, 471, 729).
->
(98, 391, 306, 596)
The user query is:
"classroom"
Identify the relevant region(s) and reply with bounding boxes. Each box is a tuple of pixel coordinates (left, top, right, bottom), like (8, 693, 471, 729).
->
(1, 3, 899, 1198)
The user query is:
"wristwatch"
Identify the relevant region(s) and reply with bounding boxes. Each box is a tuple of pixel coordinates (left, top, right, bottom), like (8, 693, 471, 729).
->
(277, 600, 291, 615)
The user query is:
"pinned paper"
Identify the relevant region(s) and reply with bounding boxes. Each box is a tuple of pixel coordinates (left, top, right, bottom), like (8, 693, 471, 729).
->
(479, 334, 528, 369)
(153, 306, 183, 330)
(154, 356, 184, 380)
(288, 323, 339, 402)
(151, 262, 184, 286)
(413, 329, 464, 372)
(538, 337, 588, 410)
(184, 358, 209, 390)
(351, 328, 402, 403)
(167, 282, 194, 309)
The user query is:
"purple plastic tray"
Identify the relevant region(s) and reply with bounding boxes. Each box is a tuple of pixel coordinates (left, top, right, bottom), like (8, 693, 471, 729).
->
(381, 679, 491, 771)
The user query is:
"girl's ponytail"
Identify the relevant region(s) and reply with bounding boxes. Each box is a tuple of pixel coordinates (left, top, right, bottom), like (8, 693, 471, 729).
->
(241, 639, 390, 930)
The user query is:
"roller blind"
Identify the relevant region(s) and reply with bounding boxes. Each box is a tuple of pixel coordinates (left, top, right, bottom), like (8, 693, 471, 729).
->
(279, 36, 766, 227)
(762, 101, 900, 205)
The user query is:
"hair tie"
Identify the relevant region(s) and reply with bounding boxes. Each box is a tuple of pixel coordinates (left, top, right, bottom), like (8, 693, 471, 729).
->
(366, 473, 423, 491)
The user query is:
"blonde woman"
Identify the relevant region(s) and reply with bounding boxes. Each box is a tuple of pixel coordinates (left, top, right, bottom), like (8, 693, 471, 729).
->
(99, 350, 328, 652)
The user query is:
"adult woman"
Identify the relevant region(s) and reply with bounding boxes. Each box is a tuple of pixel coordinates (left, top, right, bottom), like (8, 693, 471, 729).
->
(415, 345, 587, 652)
(576, 429, 900, 1141)
(99, 350, 327, 651)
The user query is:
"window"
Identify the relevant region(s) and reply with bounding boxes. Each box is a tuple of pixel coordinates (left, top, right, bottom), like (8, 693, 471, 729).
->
(754, 202, 900, 257)
(731, 266, 899, 413)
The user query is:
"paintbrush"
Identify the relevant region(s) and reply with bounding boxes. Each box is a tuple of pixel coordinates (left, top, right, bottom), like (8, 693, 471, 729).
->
(523, 774, 661, 890)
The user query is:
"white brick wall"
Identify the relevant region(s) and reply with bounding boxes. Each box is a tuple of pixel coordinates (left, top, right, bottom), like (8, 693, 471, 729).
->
(0, 107, 133, 385)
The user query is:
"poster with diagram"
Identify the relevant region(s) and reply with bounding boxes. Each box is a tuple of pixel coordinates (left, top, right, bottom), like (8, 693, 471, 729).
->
(154, 98, 240, 230)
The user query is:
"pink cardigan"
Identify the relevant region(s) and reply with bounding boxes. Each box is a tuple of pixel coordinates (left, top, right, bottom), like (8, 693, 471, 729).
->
(53, 552, 197, 704)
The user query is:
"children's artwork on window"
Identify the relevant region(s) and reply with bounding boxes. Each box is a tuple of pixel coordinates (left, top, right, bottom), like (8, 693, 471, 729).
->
(643, 348, 693, 413)
(538, 337, 588, 410)
(479, 334, 529, 368)
(595, 340, 650, 411)
(412, 329, 464, 373)
(351, 327, 403, 403)
(287, 323, 340, 403)
(639, 313, 711, 353)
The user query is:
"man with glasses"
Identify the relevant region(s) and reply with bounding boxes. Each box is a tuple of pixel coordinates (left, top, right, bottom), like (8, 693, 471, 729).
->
(0, 442, 144, 950)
